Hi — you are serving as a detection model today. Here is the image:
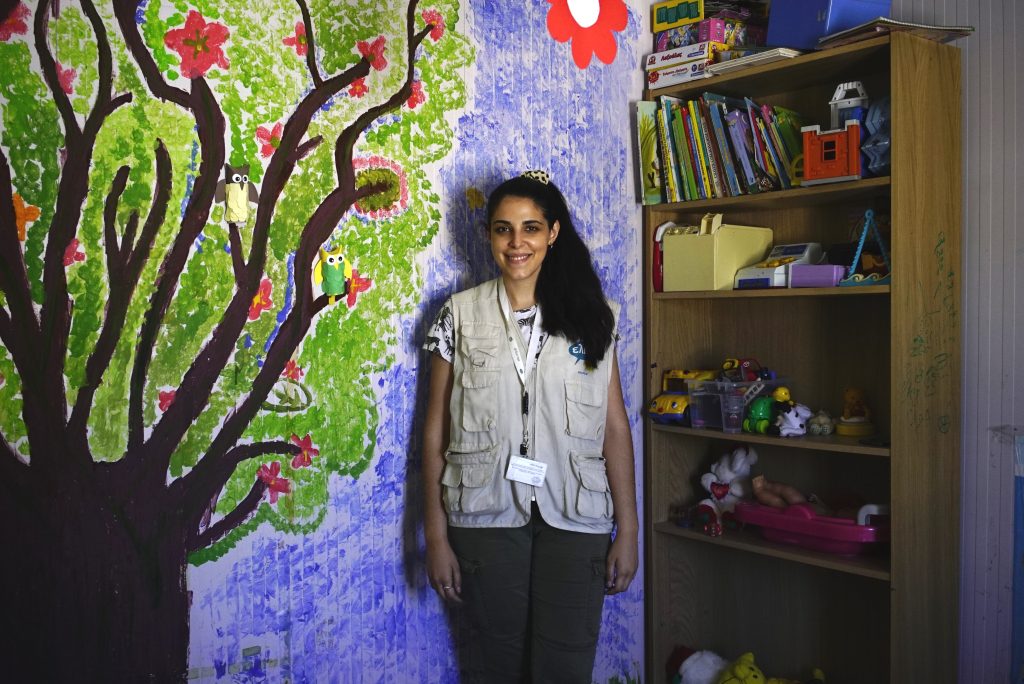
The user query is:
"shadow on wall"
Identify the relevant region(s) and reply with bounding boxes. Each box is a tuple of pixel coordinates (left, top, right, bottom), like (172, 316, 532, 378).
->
(399, 173, 506, 680)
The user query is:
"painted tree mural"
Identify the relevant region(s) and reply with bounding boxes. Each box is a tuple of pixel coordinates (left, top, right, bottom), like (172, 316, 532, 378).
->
(0, 0, 469, 679)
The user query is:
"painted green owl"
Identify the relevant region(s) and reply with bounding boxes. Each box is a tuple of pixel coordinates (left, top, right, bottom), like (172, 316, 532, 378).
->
(314, 245, 352, 304)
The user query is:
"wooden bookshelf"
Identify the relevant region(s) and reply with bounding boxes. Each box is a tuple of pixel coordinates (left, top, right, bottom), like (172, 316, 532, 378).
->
(642, 34, 961, 684)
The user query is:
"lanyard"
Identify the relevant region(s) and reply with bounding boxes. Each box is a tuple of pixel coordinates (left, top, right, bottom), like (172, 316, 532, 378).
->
(497, 283, 542, 456)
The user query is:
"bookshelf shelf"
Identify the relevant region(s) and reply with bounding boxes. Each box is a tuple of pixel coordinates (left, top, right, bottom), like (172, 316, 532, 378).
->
(652, 521, 892, 581)
(652, 284, 889, 300)
(650, 423, 890, 457)
(642, 32, 961, 684)
(646, 176, 890, 214)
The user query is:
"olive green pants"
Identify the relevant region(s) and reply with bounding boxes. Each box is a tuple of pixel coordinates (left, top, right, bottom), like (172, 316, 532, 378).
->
(447, 505, 611, 684)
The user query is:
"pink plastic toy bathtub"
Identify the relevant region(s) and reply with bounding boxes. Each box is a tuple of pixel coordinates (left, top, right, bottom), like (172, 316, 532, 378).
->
(733, 501, 890, 556)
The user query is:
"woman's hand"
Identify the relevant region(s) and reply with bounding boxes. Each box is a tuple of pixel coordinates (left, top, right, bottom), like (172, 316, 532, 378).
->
(426, 537, 462, 603)
(604, 530, 638, 595)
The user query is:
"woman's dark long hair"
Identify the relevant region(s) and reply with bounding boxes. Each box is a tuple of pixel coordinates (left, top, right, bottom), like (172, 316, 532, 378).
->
(486, 175, 615, 367)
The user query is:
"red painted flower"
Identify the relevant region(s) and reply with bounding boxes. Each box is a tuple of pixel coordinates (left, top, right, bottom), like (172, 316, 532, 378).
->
(63, 238, 85, 266)
(158, 389, 176, 412)
(356, 35, 387, 71)
(0, 3, 30, 42)
(56, 61, 76, 94)
(282, 21, 308, 56)
(348, 77, 368, 98)
(422, 9, 445, 41)
(289, 433, 319, 469)
(257, 461, 291, 504)
(163, 10, 230, 79)
(256, 121, 283, 158)
(282, 359, 304, 381)
(546, 0, 628, 69)
(248, 278, 273, 321)
(347, 270, 372, 309)
(406, 80, 425, 109)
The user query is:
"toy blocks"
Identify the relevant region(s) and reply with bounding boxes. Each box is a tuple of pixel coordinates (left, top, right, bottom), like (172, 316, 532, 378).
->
(800, 120, 861, 186)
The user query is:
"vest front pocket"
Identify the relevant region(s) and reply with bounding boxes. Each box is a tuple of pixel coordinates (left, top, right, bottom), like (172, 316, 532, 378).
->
(442, 445, 507, 515)
(567, 451, 613, 520)
(565, 380, 605, 440)
(460, 369, 499, 432)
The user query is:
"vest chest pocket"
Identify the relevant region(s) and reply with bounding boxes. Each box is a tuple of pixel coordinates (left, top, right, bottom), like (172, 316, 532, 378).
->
(566, 451, 613, 520)
(442, 445, 507, 515)
(565, 380, 605, 440)
(460, 369, 499, 432)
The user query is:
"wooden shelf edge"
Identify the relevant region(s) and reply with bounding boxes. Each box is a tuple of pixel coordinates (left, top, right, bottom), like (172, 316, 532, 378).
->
(653, 285, 889, 300)
(650, 423, 891, 457)
(653, 521, 891, 581)
(643, 176, 890, 214)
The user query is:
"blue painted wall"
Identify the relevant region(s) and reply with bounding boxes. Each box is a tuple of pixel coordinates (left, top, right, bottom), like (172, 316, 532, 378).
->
(187, 2, 647, 681)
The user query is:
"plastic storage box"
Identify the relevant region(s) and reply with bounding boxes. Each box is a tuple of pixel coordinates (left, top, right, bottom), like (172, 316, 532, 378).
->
(686, 377, 786, 433)
(734, 501, 890, 555)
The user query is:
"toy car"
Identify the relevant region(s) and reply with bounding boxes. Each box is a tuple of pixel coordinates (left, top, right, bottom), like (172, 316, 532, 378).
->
(648, 369, 716, 425)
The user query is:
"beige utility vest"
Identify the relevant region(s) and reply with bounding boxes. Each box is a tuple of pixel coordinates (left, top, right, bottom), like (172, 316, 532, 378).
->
(442, 278, 617, 533)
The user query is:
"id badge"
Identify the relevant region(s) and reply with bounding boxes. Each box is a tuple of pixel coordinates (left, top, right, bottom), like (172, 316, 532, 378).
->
(505, 455, 547, 487)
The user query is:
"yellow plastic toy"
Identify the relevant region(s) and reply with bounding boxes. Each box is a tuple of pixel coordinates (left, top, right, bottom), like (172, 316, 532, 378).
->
(648, 369, 716, 425)
(716, 652, 823, 684)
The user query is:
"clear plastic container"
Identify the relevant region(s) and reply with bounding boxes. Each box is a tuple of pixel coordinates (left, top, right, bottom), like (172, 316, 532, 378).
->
(686, 377, 788, 432)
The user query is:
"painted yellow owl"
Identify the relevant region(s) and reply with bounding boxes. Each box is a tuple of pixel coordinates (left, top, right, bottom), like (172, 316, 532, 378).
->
(314, 245, 352, 304)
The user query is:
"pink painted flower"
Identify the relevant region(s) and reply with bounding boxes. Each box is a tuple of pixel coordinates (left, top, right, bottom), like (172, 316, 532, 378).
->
(257, 461, 291, 503)
(163, 10, 230, 79)
(346, 270, 372, 309)
(406, 80, 425, 109)
(56, 61, 76, 94)
(356, 35, 387, 71)
(158, 389, 176, 412)
(422, 9, 445, 41)
(256, 121, 283, 158)
(63, 238, 85, 266)
(0, 3, 30, 42)
(282, 359, 304, 381)
(282, 21, 308, 56)
(546, 0, 628, 69)
(248, 278, 273, 321)
(289, 433, 319, 469)
(348, 77, 368, 98)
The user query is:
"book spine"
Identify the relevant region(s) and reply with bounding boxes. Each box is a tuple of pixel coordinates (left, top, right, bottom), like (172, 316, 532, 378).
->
(669, 103, 696, 201)
(655, 105, 680, 202)
(756, 116, 788, 188)
(696, 100, 725, 198)
(636, 101, 664, 205)
(687, 100, 713, 199)
(660, 97, 685, 202)
(726, 109, 758, 194)
(707, 98, 743, 196)
(681, 107, 706, 199)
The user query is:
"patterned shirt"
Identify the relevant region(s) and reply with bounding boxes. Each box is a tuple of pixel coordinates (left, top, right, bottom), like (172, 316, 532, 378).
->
(424, 297, 547, 372)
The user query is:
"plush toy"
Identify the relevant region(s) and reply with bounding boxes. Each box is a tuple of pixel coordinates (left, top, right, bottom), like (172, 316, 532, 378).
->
(717, 652, 822, 684)
(678, 649, 728, 684)
(695, 446, 758, 536)
(775, 402, 812, 437)
(807, 410, 835, 435)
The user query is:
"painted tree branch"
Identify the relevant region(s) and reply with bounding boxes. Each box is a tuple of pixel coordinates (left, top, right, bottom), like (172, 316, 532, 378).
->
(101, 165, 132, 275)
(189, 478, 267, 552)
(227, 223, 246, 282)
(79, 0, 115, 131)
(140, 55, 375, 479)
(33, 0, 80, 140)
(123, 77, 225, 457)
(70, 141, 171, 444)
(0, 147, 38, 354)
(295, 0, 323, 87)
(173, 0, 429, 521)
(112, 0, 190, 110)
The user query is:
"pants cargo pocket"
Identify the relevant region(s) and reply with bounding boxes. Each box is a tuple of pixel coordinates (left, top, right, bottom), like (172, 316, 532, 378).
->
(566, 451, 613, 520)
(442, 444, 506, 515)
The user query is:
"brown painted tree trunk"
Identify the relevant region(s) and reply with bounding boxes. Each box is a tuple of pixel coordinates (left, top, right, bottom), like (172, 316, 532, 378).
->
(3, 467, 192, 681)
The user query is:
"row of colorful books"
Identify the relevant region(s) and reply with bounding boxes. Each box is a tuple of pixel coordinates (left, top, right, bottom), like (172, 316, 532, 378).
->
(636, 92, 803, 205)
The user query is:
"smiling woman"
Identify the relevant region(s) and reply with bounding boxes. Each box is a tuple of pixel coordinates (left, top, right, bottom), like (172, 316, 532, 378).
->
(546, 0, 629, 69)
(421, 171, 638, 684)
